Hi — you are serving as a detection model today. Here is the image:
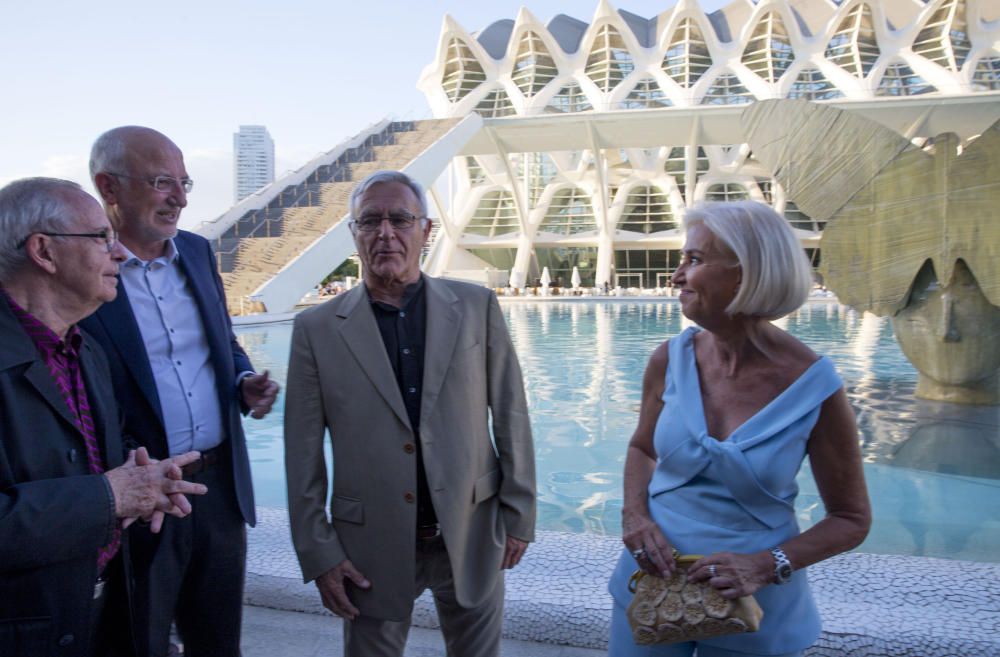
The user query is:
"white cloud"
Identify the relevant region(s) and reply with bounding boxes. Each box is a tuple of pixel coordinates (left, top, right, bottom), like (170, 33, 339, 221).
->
(0, 154, 92, 192)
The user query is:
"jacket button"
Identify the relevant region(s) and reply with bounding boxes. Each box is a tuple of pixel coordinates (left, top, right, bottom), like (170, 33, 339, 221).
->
(403, 443, 415, 454)
(67, 448, 78, 463)
(403, 492, 415, 503)
(58, 634, 74, 646)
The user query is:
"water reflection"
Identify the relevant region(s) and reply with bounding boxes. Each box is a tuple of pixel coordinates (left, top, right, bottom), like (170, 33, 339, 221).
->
(235, 301, 1000, 562)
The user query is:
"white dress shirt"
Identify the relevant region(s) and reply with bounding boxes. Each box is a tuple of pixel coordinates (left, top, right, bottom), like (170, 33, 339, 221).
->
(119, 239, 225, 455)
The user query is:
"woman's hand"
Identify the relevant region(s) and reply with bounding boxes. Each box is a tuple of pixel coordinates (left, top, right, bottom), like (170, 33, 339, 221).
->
(622, 509, 676, 577)
(621, 342, 671, 576)
(687, 551, 773, 599)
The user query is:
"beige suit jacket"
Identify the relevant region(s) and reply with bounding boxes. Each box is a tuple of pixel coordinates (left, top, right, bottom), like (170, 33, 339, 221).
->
(284, 277, 536, 620)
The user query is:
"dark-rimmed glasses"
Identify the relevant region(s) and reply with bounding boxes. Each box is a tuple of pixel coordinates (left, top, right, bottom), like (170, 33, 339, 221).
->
(350, 212, 424, 232)
(17, 229, 119, 253)
(110, 172, 193, 194)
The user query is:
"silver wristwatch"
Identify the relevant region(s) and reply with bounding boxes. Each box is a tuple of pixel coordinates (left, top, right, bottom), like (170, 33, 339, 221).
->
(770, 547, 793, 585)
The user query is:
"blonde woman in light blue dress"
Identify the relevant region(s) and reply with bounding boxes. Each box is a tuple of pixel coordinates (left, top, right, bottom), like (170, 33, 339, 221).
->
(608, 202, 872, 656)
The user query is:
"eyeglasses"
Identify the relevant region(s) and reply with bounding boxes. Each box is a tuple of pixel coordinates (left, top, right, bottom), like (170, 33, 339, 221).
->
(17, 228, 119, 253)
(350, 212, 424, 232)
(110, 172, 193, 194)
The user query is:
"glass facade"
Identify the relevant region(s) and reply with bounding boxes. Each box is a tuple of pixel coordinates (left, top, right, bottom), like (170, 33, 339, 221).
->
(475, 88, 516, 117)
(619, 78, 672, 110)
(539, 188, 597, 235)
(741, 11, 795, 83)
(533, 247, 599, 287)
(825, 4, 881, 79)
(701, 73, 754, 105)
(788, 68, 843, 101)
(617, 186, 675, 233)
(972, 55, 1000, 90)
(546, 83, 593, 113)
(705, 182, 749, 202)
(585, 24, 635, 93)
(441, 38, 486, 102)
(876, 61, 937, 97)
(512, 31, 558, 98)
(465, 192, 519, 237)
(419, 0, 992, 289)
(662, 18, 712, 88)
(912, 0, 971, 72)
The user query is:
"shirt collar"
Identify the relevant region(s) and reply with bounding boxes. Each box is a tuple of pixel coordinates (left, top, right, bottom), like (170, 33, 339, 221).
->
(122, 238, 179, 268)
(1, 287, 83, 356)
(366, 275, 425, 312)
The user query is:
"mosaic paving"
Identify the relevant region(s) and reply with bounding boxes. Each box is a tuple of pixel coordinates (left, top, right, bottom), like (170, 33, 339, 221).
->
(246, 507, 1000, 655)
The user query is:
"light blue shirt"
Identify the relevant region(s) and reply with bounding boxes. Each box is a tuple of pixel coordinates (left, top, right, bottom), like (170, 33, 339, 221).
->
(119, 239, 225, 455)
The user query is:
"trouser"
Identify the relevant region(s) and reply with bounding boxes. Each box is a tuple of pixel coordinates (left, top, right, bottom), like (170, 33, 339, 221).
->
(90, 557, 135, 657)
(609, 600, 802, 657)
(343, 535, 505, 657)
(131, 452, 247, 657)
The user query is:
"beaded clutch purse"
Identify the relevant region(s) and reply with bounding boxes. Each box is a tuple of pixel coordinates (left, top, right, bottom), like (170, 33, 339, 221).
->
(626, 553, 764, 645)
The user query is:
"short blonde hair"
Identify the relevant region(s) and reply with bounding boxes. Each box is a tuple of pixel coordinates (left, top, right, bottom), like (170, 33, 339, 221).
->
(683, 201, 811, 319)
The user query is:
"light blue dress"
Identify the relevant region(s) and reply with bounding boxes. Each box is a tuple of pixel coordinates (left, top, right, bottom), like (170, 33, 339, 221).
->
(608, 327, 844, 655)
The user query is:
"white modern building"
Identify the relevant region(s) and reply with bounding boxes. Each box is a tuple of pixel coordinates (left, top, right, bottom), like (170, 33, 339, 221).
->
(199, 0, 1000, 314)
(234, 125, 276, 203)
(416, 0, 1000, 290)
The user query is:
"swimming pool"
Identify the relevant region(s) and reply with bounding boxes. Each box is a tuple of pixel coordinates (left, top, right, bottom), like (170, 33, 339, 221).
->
(235, 300, 1000, 563)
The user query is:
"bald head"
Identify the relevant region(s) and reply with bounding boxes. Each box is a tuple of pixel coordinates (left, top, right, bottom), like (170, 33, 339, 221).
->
(89, 126, 182, 184)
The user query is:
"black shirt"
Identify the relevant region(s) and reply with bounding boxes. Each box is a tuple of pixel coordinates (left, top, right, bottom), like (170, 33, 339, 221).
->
(369, 277, 438, 527)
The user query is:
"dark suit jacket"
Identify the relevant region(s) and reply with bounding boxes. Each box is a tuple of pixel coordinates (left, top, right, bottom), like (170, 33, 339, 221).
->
(0, 295, 135, 657)
(79, 230, 256, 527)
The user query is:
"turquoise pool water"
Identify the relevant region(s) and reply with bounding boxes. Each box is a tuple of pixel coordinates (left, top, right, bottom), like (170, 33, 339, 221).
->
(235, 300, 1000, 563)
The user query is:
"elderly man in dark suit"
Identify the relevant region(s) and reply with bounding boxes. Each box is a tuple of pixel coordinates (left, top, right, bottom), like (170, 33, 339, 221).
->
(79, 127, 279, 657)
(284, 170, 536, 657)
(0, 177, 207, 657)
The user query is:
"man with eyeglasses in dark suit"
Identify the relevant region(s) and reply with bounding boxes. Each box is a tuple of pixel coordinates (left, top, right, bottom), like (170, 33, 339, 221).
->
(0, 176, 207, 657)
(80, 127, 279, 657)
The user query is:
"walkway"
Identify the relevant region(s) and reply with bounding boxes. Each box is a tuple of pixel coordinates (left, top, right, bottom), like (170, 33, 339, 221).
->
(242, 605, 605, 657)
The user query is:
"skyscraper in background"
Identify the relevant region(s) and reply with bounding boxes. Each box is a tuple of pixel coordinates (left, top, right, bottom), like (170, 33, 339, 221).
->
(233, 125, 275, 202)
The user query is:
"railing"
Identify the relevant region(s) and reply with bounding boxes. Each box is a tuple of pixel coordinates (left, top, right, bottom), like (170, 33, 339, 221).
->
(221, 119, 460, 311)
(213, 131, 396, 273)
(195, 116, 395, 241)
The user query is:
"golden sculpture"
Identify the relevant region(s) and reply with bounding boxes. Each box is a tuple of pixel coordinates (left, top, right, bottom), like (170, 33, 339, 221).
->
(742, 99, 1000, 405)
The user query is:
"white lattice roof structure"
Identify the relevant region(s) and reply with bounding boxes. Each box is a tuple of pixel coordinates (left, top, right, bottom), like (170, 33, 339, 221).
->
(416, 0, 1000, 290)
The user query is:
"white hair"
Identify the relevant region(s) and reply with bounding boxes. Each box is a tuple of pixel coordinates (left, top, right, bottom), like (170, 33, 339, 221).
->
(89, 127, 132, 182)
(349, 170, 428, 219)
(0, 178, 83, 280)
(683, 201, 812, 320)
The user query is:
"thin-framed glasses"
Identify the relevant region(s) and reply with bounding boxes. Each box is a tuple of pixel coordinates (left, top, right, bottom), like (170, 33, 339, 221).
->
(350, 212, 424, 232)
(110, 172, 193, 194)
(17, 229, 119, 253)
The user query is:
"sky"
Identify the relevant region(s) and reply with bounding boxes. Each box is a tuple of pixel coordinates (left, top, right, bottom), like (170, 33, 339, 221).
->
(0, 0, 727, 227)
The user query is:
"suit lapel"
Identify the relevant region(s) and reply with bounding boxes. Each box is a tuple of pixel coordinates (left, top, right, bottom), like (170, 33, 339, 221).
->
(23, 360, 80, 429)
(420, 278, 461, 426)
(337, 287, 412, 431)
(95, 280, 164, 428)
(174, 236, 230, 411)
(0, 298, 96, 439)
(79, 340, 124, 467)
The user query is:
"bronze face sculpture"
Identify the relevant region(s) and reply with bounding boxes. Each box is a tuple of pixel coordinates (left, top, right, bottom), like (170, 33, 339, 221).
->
(742, 99, 1000, 404)
(893, 260, 1000, 404)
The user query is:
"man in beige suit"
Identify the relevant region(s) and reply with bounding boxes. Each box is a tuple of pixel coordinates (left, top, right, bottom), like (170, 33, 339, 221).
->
(284, 170, 536, 657)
